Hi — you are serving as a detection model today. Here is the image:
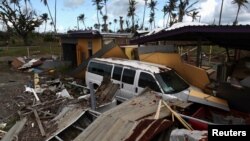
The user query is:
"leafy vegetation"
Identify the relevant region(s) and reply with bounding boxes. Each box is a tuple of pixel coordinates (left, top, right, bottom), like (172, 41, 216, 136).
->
(0, 0, 43, 45)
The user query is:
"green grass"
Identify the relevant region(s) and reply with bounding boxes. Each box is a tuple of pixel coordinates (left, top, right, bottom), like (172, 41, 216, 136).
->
(0, 42, 61, 57)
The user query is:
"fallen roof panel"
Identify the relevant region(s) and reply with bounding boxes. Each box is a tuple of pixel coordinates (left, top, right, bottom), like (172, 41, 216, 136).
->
(73, 91, 171, 141)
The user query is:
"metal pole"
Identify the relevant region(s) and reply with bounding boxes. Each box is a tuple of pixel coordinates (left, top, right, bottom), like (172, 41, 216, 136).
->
(89, 82, 96, 110)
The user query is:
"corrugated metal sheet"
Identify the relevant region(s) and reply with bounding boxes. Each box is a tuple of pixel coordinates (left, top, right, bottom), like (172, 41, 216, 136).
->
(131, 25, 250, 50)
(73, 91, 171, 141)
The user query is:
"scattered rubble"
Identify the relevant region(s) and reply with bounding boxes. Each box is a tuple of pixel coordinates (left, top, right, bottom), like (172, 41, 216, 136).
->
(1, 72, 119, 141)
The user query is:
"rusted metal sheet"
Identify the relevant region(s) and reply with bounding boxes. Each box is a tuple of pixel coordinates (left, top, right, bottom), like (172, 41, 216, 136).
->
(125, 119, 172, 141)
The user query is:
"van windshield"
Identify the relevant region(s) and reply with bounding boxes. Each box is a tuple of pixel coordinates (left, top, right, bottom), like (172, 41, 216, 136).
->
(155, 70, 189, 94)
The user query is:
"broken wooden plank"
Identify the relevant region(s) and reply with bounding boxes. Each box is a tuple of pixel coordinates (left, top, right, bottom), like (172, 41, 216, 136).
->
(1, 118, 27, 141)
(162, 101, 193, 131)
(154, 100, 162, 119)
(32, 109, 46, 136)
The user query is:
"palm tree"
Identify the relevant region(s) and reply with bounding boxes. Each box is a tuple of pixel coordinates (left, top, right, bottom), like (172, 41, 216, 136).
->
(49, 21, 54, 31)
(102, 15, 108, 32)
(178, 0, 199, 22)
(109, 21, 112, 31)
(113, 18, 117, 32)
(92, 0, 103, 31)
(41, 0, 56, 32)
(141, 0, 148, 29)
(148, 0, 157, 28)
(149, 16, 153, 30)
(94, 23, 100, 30)
(119, 16, 124, 32)
(41, 13, 49, 33)
(187, 10, 199, 22)
(170, 13, 177, 26)
(127, 0, 137, 32)
(78, 14, 86, 29)
(163, 0, 177, 27)
(232, 0, 248, 25)
(162, 5, 168, 27)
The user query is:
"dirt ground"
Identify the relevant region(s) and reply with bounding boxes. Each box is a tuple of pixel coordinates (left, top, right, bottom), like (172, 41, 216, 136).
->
(0, 57, 31, 124)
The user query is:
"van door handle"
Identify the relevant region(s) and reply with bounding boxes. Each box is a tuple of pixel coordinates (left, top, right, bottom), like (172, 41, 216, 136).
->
(121, 83, 123, 88)
(135, 87, 138, 93)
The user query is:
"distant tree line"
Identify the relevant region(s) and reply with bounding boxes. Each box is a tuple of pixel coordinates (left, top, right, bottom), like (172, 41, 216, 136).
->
(0, 0, 248, 43)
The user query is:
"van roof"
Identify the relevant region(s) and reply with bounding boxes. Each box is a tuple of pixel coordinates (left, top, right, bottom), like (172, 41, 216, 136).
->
(93, 58, 171, 73)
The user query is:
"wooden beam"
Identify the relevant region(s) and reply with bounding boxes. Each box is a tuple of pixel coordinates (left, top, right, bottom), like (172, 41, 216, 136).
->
(154, 100, 162, 119)
(32, 109, 46, 136)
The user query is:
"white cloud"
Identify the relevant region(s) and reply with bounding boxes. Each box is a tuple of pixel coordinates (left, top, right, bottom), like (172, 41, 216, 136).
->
(157, 18, 164, 28)
(63, 0, 85, 9)
(107, 0, 145, 19)
(198, 0, 250, 25)
(57, 25, 66, 33)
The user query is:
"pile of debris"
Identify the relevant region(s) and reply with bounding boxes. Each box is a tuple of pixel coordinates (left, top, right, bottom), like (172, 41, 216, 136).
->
(1, 74, 119, 141)
(10, 56, 70, 74)
(11, 57, 43, 71)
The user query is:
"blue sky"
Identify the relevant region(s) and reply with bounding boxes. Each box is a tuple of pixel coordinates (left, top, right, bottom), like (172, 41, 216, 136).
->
(19, 0, 250, 33)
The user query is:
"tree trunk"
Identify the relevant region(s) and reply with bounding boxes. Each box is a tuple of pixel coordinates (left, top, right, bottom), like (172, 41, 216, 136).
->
(132, 15, 135, 32)
(77, 18, 79, 30)
(163, 15, 165, 28)
(219, 0, 224, 25)
(54, 0, 57, 33)
(141, 2, 147, 29)
(97, 10, 100, 31)
(234, 6, 240, 25)
(22, 34, 29, 46)
(44, 21, 47, 33)
(104, 18, 107, 32)
(166, 14, 170, 27)
(46, 4, 56, 32)
(83, 21, 86, 29)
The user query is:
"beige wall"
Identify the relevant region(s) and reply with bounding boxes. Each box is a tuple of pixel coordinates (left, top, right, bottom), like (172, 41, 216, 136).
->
(139, 53, 210, 90)
(76, 38, 102, 65)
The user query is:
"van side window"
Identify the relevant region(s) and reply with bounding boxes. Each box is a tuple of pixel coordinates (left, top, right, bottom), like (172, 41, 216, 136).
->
(122, 69, 135, 84)
(112, 66, 123, 81)
(138, 72, 161, 92)
(88, 62, 112, 77)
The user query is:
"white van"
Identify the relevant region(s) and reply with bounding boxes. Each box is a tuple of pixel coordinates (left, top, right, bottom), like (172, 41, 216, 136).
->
(86, 58, 196, 102)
